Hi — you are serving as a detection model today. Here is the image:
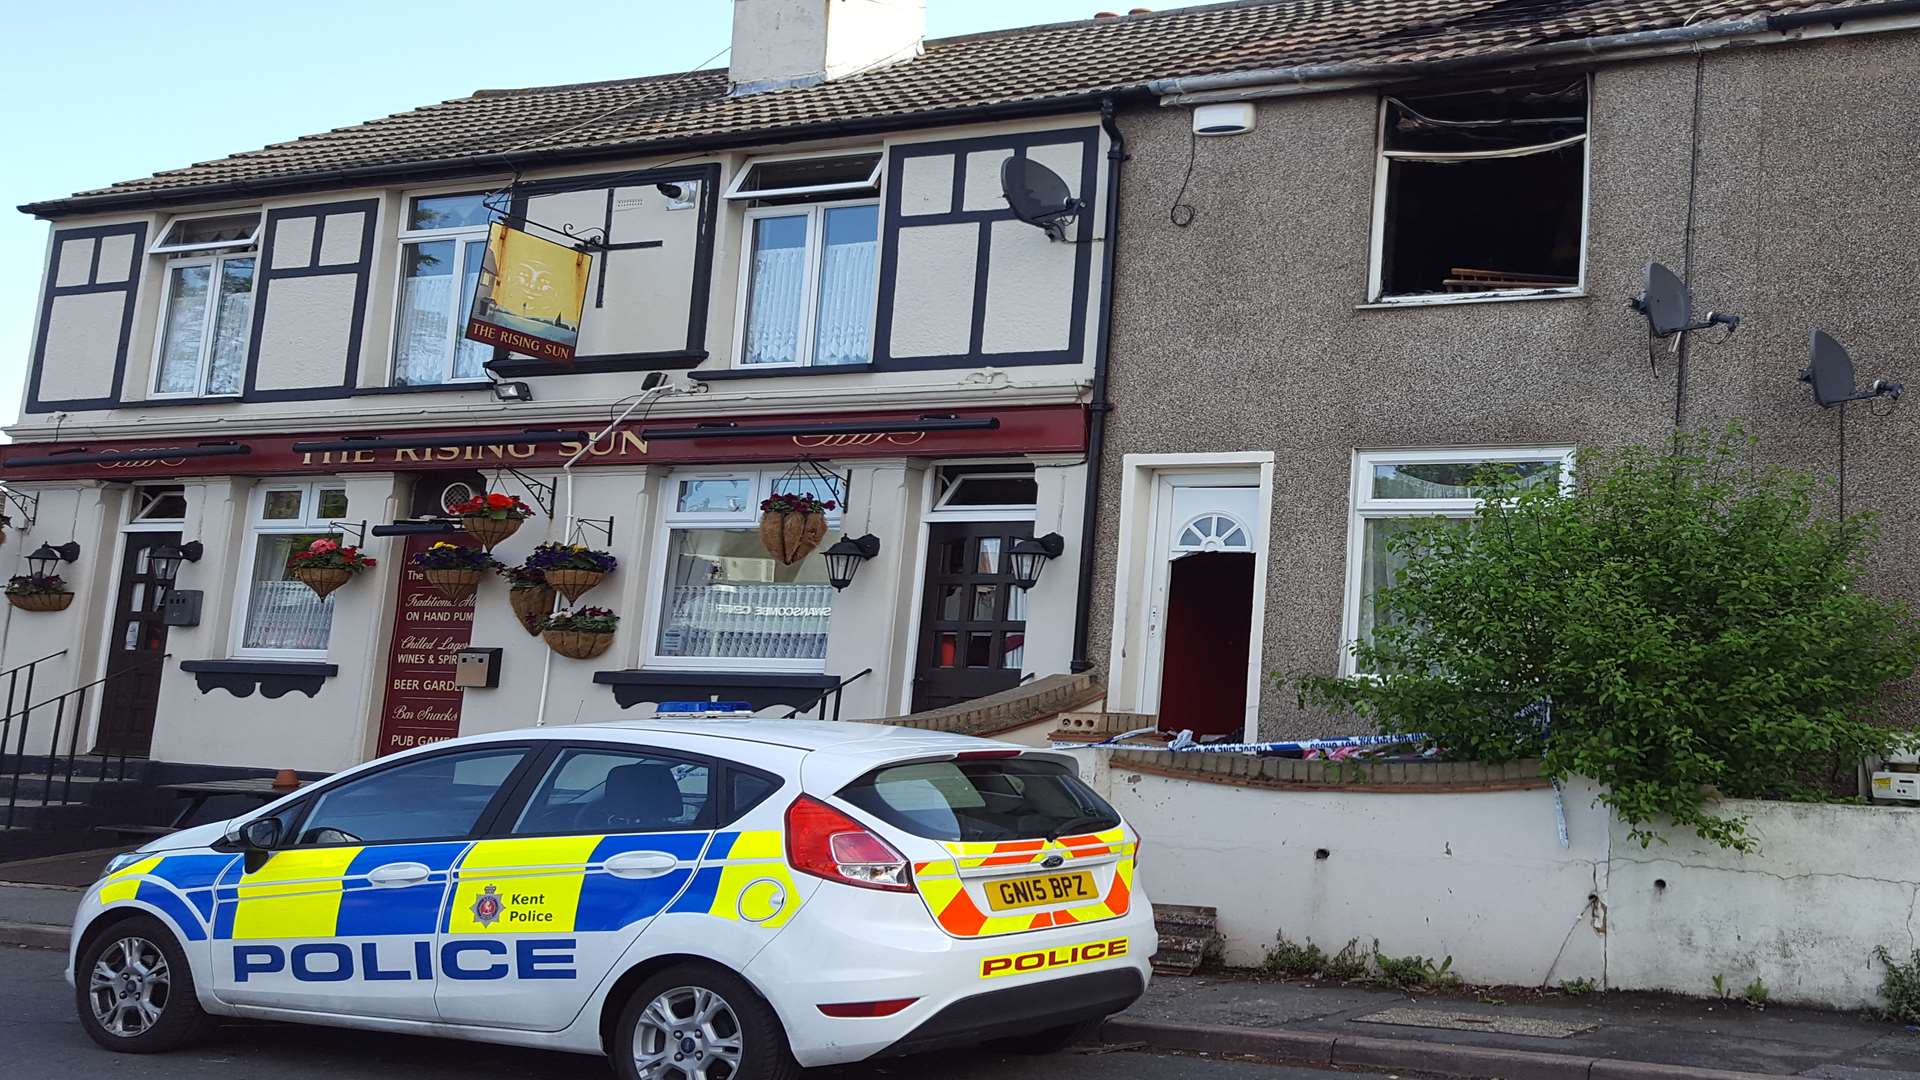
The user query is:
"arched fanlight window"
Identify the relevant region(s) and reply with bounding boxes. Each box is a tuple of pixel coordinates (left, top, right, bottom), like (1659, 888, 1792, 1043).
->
(1173, 513, 1250, 553)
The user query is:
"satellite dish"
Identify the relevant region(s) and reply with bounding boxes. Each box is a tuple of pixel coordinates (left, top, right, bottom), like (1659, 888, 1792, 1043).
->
(1001, 157, 1081, 242)
(1629, 262, 1738, 339)
(1801, 330, 1902, 409)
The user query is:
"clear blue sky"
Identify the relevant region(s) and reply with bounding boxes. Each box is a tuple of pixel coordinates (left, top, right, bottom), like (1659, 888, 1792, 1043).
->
(0, 1, 1200, 432)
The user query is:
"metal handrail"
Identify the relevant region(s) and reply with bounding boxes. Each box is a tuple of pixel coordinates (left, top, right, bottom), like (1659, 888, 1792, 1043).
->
(0, 649, 66, 682)
(785, 667, 874, 722)
(2, 652, 171, 829)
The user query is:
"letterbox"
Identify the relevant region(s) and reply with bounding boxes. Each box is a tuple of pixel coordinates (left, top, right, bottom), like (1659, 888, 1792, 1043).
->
(453, 647, 502, 689)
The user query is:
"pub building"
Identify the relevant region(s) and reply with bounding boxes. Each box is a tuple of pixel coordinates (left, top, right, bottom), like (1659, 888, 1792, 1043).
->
(0, 0, 1119, 791)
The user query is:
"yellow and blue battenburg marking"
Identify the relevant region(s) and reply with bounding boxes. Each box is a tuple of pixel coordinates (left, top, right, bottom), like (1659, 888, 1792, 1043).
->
(444, 831, 711, 934)
(94, 853, 239, 942)
(667, 831, 800, 927)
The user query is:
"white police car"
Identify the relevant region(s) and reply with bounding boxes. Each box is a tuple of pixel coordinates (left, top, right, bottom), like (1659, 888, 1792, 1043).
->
(69, 720, 1152, 1078)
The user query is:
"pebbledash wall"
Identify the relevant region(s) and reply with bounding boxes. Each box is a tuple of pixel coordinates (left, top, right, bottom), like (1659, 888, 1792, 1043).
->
(1087, 28, 1920, 739)
(0, 113, 1113, 775)
(1081, 752, 1920, 1010)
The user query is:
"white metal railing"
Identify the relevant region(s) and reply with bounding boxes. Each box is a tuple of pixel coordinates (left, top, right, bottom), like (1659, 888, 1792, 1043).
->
(658, 583, 833, 661)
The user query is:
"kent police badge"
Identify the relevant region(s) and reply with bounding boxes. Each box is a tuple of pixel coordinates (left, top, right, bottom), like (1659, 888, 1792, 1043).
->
(471, 884, 504, 927)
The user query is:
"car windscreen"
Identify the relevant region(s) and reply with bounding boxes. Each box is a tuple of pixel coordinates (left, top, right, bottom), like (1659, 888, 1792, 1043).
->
(838, 757, 1120, 842)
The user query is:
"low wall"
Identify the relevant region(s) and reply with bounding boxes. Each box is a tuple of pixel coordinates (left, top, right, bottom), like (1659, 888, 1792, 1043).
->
(1082, 750, 1920, 1010)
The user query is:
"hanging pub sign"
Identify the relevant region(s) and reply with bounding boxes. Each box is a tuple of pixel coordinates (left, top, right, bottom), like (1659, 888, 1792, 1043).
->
(463, 221, 592, 365)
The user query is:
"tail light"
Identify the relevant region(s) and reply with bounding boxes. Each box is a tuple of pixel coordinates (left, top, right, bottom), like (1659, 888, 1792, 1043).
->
(785, 795, 914, 892)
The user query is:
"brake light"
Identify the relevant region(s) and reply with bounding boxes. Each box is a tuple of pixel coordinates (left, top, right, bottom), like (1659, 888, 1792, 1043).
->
(785, 795, 914, 892)
(953, 749, 1022, 760)
(817, 998, 918, 1018)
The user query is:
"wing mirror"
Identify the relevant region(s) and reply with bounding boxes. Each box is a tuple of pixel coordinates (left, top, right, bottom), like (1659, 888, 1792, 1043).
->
(238, 817, 281, 872)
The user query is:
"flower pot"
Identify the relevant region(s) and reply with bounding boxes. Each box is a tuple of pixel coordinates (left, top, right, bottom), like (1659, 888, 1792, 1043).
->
(758, 509, 828, 565)
(460, 514, 523, 550)
(544, 567, 605, 601)
(508, 585, 556, 637)
(543, 628, 614, 660)
(423, 568, 483, 601)
(289, 566, 353, 598)
(8, 591, 74, 613)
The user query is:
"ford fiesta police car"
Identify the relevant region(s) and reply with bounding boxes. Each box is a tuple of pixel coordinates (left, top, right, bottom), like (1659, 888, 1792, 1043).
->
(68, 720, 1152, 1079)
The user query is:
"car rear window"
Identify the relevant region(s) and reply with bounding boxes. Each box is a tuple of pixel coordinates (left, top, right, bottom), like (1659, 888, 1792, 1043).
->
(838, 758, 1120, 842)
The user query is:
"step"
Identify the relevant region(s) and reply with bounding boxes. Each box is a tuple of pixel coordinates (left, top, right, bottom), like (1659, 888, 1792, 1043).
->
(1152, 903, 1222, 976)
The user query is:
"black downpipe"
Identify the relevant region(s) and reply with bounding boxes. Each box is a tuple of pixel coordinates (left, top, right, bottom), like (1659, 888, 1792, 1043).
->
(1070, 99, 1127, 674)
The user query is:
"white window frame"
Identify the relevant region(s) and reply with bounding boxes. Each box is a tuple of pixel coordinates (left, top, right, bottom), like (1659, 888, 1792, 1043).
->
(148, 249, 259, 399)
(389, 189, 494, 387)
(731, 198, 881, 370)
(128, 484, 188, 527)
(231, 479, 350, 661)
(148, 209, 264, 255)
(1340, 446, 1576, 675)
(1364, 77, 1592, 308)
(928, 468, 1040, 518)
(723, 149, 883, 201)
(642, 468, 842, 674)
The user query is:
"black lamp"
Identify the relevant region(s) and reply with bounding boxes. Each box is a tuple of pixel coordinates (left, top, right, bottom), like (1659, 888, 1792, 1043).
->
(822, 534, 881, 592)
(148, 541, 204, 586)
(26, 541, 80, 579)
(1007, 533, 1065, 591)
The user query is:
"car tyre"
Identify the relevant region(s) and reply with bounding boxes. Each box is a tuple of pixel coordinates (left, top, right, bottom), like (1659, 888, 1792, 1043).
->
(613, 962, 798, 1080)
(74, 914, 217, 1053)
(991, 1019, 1092, 1054)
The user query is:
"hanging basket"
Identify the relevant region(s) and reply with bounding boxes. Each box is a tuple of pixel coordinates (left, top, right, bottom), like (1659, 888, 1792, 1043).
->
(423, 568, 484, 601)
(544, 567, 606, 601)
(7, 591, 73, 613)
(507, 586, 556, 637)
(758, 509, 828, 565)
(460, 514, 523, 550)
(289, 567, 353, 598)
(543, 629, 614, 660)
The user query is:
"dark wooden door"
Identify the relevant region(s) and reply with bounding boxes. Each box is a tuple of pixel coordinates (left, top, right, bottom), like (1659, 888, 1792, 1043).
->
(912, 521, 1033, 713)
(97, 532, 176, 757)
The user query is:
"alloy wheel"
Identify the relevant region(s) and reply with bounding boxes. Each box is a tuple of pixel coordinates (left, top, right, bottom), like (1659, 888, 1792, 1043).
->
(633, 984, 745, 1080)
(88, 936, 171, 1038)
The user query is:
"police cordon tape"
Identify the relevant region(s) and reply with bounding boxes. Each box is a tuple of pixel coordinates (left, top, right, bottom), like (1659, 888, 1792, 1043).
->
(1053, 728, 1433, 756)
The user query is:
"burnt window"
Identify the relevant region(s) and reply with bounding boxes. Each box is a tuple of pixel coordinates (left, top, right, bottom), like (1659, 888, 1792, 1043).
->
(1372, 79, 1588, 301)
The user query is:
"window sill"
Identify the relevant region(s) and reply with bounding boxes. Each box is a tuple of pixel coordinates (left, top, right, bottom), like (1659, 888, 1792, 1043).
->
(115, 395, 245, 409)
(593, 669, 839, 711)
(180, 659, 338, 700)
(487, 351, 708, 378)
(356, 382, 496, 396)
(1356, 288, 1585, 310)
(689, 363, 876, 382)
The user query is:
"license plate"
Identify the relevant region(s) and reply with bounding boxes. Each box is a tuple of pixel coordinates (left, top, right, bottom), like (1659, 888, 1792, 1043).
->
(983, 870, 1098, 911)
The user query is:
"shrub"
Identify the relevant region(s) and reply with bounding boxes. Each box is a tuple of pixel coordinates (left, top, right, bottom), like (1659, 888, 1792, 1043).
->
(1874, 947, 1920, 1024)
(1263, 933, 1327, 978)
(1371, 948, 1457, 990)
(1296, 425, 1920, 851)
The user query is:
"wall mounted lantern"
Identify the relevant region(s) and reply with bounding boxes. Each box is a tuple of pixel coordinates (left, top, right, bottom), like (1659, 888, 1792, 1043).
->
(1008, 533, 1065, 591)
(822, 534, 881, 592)
(26, 541, 80, 578)
(148, 541, 205, 587)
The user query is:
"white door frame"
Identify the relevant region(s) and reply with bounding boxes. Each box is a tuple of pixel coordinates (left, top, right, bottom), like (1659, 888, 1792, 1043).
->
(1106, 452, 1274, 743)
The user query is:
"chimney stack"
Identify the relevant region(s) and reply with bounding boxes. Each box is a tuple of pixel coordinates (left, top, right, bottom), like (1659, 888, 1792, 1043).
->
(729, 0, 926, 96)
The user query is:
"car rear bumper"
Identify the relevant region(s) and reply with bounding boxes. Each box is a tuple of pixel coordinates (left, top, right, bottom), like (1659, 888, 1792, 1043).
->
(877, 967, 1144, 1057)
(745, 882, 1154, 1067)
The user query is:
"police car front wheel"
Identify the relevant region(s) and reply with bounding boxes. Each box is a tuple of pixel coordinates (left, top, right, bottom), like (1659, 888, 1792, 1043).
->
(75, 915, 216, 1053)
(615, 963, 797, 1080)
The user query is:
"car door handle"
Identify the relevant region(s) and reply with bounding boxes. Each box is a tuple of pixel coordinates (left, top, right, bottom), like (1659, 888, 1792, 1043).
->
(366, 862, 432, 887)
(603, 851, 680, 879)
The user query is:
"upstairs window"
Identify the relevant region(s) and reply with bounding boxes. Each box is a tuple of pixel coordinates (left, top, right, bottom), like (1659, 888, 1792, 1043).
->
(1370, 80, 1588, 302)
(392, 191, 493, 386)
(730, 151, 882, 369)
(149, 211, 263, 398)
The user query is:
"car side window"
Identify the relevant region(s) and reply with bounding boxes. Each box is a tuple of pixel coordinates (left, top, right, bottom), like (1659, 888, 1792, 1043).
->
(723, 767, 781, 825)
(511, 747, 712, 835)
(294, 748, 526, 846)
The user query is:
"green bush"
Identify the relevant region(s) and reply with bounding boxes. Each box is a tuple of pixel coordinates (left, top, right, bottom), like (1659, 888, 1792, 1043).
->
(1874, 946, 1920, 1024)
(1263, 932, 1327, 978)
(1296, 426, 1920, 851)
(1373, 947, 1457, 990)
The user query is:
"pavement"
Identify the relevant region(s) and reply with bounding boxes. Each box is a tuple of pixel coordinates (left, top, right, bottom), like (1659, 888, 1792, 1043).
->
(0, 947, 1395, 1080)
(9, 846, 1920, 1079)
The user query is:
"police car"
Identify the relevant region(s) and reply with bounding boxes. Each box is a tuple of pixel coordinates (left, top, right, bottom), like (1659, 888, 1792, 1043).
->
(69, 720, 1153, 1079)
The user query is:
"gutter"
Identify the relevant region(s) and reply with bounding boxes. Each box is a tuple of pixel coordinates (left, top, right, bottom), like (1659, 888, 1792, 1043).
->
(1069, 98, 1126, 675)
(1148, 1, 1920, 104)
(20, 90, 1152, 220)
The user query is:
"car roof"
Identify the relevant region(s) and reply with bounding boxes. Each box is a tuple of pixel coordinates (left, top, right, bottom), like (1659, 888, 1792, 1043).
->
(546, 718, 1008, 754)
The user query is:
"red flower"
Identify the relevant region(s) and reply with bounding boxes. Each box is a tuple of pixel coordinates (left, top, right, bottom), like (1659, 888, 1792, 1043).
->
(486, 493, 513, 509)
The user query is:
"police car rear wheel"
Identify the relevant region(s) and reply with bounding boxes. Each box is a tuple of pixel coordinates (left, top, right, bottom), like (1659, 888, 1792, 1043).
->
(75, 916, 216, 1053)
(616, 964, 797, 1080)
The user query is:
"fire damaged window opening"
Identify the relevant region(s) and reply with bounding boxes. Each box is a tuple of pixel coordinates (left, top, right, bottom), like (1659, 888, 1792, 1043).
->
(1372, 79, 1589, 302)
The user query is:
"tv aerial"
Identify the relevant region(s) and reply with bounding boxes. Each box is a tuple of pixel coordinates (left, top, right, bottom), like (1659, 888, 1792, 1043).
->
(1000, 157, 1082, 242)
(1628, 262, 1739, 372)
(1799, 329, 1902, 522)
